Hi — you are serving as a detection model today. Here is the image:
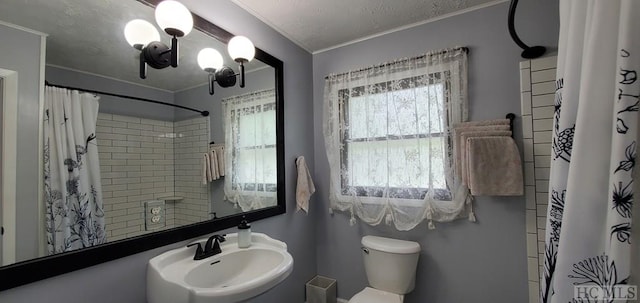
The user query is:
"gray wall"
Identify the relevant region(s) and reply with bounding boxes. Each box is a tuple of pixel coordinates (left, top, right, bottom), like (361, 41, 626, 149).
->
(174, 66, 276, 218)
(0, 0, 315, 302)
(312, 1, 559, 302)
(0, 23, 44, 262)
(46, 65, 176, 121)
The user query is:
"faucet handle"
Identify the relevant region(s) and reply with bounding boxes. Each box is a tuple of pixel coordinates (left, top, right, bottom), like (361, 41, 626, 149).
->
(187, 242, 204, 260)
(205, 234, 225, 252)
(212, 234, 226, 243)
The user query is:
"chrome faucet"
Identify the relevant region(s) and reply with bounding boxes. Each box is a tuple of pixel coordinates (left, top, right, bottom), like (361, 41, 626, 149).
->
(187, 234, 226, 260)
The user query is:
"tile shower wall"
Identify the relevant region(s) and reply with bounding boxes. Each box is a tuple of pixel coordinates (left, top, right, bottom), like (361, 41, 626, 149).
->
(96, 113, 176, 241)
(173, 117, 211, 225)
(520, 55, 557, 303)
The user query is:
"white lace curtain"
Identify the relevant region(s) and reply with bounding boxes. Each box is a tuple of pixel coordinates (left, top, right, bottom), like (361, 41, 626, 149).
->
(222, 89, 277, 211)
(43, 87, 105, 254)
(323, 47, 469, 231)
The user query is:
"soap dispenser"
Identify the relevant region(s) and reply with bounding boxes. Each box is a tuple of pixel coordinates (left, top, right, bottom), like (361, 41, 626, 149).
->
(237, 216, 251, 248)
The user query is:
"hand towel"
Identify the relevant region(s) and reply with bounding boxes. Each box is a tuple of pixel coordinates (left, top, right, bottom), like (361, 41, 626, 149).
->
(202, 153, 211, 185)
(467, 136, 523, 196)
(210, 145, 225, 177)
(460, 130, 512, 185)
(209, 150, 220, 180)
(295, 156, 316, 213)
(453, 125, 511, 180)
(454, 118, 510, 128)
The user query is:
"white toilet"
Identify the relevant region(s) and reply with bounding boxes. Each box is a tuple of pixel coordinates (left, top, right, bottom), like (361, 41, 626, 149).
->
(348, 235, 421, 303)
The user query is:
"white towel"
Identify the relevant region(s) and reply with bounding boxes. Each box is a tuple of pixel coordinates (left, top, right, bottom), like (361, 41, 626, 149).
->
(453, 125, 511, 180)
(210, 145, 225, 177)
(454, 118, 510, 128)
(202, 153, 211, 185)
(460, 130, 512, 185)
(295, 156, 316, 213)
(467, 136, 523, 196)
(209, 150, 220, 180)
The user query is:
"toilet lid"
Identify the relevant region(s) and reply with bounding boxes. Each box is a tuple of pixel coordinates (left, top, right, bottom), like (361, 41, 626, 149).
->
(349, 287, 403, 303)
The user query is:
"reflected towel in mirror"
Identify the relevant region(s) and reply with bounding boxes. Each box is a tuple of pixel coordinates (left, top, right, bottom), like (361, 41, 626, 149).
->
(210, 143, 225, 177)
(209, 150, 220, 180)
(203, 153, 212, 184)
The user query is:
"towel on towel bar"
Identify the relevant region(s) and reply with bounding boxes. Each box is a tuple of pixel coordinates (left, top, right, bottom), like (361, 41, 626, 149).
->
(460, 130, 512, 185)
(202, 153, 212, 185)
(295, 156, 316, 214)
(453, 125, 511, 181)
(466, 136, 523, 196)
(210, 144, 225, 177)
(209, 150, 220, 180)
(454, 118, 510, 128)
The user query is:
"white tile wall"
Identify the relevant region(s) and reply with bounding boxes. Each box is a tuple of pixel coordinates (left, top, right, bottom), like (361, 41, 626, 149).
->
(97, 113, 177, 241)
(173, 117, 211, 226)
(521, 56, 557, 302)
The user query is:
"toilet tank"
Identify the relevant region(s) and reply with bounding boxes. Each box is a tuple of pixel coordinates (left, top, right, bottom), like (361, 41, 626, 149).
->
(361, 236, 421, 295)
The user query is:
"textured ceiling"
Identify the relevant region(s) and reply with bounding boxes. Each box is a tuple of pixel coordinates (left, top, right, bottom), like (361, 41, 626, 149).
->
(231, 0, 500, 52)
(0, 0, 266, 92)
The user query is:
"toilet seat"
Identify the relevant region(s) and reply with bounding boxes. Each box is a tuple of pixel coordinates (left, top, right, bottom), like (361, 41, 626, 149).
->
(348, 287, 403, 303)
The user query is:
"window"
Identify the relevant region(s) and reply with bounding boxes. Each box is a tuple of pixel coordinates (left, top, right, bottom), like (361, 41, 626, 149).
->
(323, 47, 468, 230)
(339, 74, 450, 200)
(230, 101, 277, 191)
(223, 89, 277, 211)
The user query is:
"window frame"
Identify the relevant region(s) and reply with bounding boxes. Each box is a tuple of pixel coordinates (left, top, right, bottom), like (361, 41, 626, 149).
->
(227, 98, 278, 194)
(337, 68, 457, 202)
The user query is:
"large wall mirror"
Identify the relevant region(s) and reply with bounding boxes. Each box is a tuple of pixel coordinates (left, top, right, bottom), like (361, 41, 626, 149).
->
(0, 0, 285, 290)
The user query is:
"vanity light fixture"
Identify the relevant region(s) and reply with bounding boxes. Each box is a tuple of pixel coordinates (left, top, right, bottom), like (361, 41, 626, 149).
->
(123, 0, 193, 79)
(197, 36, 255, 95)
(197, 48, 236, 95)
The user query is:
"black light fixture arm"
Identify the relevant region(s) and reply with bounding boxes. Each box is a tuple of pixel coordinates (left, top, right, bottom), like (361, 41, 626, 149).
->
(507, 0, 546, 59)
(238, 62, 246, 88)
(170, 35, 179, 68)
(139, 50, 147, 79)
(208, 72, 215, 95)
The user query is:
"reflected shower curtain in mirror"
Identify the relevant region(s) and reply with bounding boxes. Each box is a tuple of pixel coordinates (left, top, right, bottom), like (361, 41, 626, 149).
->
(541, 1, 638, 302)
(222, 89, 277, 211)
(43, 87, 105, 254)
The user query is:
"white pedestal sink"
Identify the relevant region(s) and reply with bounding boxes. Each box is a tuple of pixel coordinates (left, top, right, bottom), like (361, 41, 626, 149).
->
(147, 233, 294, 303)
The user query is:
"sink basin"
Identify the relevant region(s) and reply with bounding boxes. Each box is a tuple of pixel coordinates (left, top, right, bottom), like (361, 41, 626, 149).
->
(147, 233, 294, 303)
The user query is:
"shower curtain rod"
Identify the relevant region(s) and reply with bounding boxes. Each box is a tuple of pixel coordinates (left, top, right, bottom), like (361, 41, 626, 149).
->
(45, 81, 210, 117)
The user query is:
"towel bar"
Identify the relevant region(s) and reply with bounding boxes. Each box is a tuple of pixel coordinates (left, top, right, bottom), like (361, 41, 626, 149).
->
(506, 113, 516, 137)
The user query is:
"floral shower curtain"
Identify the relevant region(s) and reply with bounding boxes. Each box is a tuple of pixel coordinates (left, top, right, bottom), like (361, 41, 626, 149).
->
(44, 87, 105, 254)
(541, 0, 638, 302)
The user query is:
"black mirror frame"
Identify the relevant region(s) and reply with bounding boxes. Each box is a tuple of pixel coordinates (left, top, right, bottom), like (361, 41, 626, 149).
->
(0, 0, 285, 291)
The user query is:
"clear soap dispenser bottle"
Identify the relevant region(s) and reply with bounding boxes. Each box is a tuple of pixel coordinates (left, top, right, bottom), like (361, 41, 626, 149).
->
(237, 216, 251, 248)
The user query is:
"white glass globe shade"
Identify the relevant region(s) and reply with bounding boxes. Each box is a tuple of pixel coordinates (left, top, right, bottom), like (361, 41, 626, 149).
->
(124, 19, 160, 47)
(228, 36, 255, 62)
(155, 0, 193, 36)
(197, 48, 224, 71)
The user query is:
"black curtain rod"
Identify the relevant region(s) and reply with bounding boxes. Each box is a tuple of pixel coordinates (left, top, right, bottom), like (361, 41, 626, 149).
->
(45, 81, 209, 117)
(324, 47, 469, 79)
